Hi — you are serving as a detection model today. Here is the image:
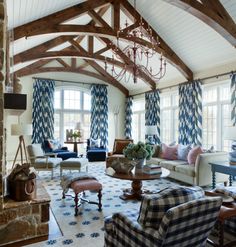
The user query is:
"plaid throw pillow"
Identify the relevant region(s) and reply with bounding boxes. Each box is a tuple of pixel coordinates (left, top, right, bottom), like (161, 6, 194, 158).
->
(138, 186, 204, 229)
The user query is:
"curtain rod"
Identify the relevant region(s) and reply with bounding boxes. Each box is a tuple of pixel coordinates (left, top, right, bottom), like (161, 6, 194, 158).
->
(130, 70, 235, 97)
(32, 76, 108, 87)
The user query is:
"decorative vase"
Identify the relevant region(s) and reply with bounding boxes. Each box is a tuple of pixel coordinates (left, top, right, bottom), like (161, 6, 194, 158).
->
(135, 158, 146, 174)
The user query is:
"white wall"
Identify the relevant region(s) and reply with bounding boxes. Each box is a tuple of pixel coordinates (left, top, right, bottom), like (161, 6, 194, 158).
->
(5, 72, 126, 161)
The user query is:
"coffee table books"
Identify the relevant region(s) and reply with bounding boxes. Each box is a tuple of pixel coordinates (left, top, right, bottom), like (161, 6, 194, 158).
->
(143, 164, 162, 174)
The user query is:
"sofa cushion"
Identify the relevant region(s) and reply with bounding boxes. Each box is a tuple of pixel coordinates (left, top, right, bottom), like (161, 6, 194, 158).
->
(177, 144, 191, 161)
(188, 146, 203, 165)
(138, 186, 204, 229)
(160, 160, 188, 171)
(175, 164, 195, 177)
(161, 143, 178, 160)
(90, 138, 101, 148)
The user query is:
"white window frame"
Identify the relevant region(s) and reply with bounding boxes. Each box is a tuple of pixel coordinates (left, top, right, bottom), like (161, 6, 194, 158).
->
(202, 80, 231, 151)
(160, 90, 179, 144)
(54, 86, 91, 142)
(131, 97, 145, 143)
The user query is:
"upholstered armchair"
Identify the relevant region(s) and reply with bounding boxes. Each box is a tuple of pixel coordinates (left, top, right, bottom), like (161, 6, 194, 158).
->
(104, 186, 222, 247)
(106, 139, 133, 168)
(86, 138, 107, 162)
(27, 144, 62, 179)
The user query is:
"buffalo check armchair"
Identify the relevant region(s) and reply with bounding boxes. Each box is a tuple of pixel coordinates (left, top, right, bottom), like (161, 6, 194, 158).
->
(104, 186, 222, 247)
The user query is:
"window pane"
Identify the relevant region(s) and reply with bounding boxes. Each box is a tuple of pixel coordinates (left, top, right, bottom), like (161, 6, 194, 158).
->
(172, 94, 179, 106)
(83, 113, 91, 140)
(161, 109, 171, 144)
(140, 113, 145, 142)
(222, 104, 231, 151)
(203, 88, 217, 103)
(54, 91, 61, 109)
(132, 113, 139, 143)
(84, 93, 91, 111)
(161, 96, 171, 108)
(54, 113, 60, 139)
(64, 90, 81, 109)
(220, 84, 230, 101)
(64, 113, 82, 132)
(133, 99, 145, 112)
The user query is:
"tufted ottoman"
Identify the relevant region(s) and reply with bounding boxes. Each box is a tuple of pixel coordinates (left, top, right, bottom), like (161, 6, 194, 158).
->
(60, 157, 88, 177)
(62, 177, 102, 216)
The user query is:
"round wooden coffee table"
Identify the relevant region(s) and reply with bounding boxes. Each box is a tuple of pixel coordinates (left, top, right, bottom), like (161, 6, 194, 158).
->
(106, 168, 170, 200)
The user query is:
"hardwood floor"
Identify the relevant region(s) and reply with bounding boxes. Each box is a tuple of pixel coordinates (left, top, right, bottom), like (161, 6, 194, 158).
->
(4, 208, 62, 247)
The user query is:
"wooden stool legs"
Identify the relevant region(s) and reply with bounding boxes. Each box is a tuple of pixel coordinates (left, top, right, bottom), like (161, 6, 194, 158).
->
(72, 190, 102, 216)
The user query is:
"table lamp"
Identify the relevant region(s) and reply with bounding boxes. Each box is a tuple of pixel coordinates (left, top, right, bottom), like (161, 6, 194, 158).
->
(224, 126, 236, 165)
(145, 125, 157, 144)
(11, 123, 32, 169)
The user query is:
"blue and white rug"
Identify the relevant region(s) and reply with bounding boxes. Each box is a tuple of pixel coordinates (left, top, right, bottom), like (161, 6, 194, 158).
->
(28, 162, 181, 247)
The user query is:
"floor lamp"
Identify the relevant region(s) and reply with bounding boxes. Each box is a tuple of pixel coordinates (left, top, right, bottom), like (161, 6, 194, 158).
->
(11, 123, 32, 169)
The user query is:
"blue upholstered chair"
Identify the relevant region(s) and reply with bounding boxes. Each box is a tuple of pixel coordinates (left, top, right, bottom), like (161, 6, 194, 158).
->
(42, 139, 77, 160)
(104, 186, 222, 247)
(86, 139, 107, 162)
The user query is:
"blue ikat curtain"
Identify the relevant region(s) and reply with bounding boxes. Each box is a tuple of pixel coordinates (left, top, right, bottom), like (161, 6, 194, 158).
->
(178, 80, 202, 146)
(231, 73, 236, 126)
(124, 97, 133, 138)
(90, 85, 108, 148)
(32, 78, 55, 144)
(145, 90, 160, 144)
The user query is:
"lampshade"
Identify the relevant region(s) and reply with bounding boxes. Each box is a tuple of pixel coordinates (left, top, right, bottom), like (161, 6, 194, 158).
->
(145, 125, 157, 135)
(75, 122, 81, 130)
(224, 126, 236, 141)
(11, 124, 32, 136)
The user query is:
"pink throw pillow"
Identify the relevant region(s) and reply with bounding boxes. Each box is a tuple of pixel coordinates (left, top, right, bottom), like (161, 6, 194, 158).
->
(187, 146, 203, 165)
(161, 143, 178, 160)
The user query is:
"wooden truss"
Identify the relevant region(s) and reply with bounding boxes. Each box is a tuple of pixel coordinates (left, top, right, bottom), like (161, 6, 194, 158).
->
(12, 0, 236, 95)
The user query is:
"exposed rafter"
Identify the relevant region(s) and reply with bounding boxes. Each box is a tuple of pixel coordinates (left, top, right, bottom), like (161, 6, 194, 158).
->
(11, 0, 193, 84)
(163, 0, 236, 47)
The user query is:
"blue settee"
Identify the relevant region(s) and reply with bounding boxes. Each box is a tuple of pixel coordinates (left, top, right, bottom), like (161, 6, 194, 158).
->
(42, 139, 77, 160)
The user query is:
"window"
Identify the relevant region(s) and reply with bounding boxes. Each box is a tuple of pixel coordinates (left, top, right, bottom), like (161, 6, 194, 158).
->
(160, 91, 179, 144)
(131, 98, 145, 143)
(54, 88, 91, 142)
(202, 81, 231, 151)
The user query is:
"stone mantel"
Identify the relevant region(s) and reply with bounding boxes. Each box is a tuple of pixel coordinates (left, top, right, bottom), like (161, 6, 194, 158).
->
(0, 179, 51, 246)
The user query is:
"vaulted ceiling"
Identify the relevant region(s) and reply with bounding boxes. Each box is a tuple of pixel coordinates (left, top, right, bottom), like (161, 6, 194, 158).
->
(6, 0, 236, 96)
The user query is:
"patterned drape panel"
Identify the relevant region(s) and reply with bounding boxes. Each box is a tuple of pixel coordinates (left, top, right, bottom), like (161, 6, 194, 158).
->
(90, 85, 108, 148)
(32, 78, 55, 144)
(145, 90, 160, 144)
(124, 97, 133, 138)
(178, 80, 202, 146)
(231, 73, 236, 126)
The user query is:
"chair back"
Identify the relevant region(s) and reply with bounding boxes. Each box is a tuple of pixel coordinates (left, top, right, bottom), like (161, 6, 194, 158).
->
(27, 144, 44, 163)
(112, 139, 133, 154)
(158, 197, 222, 247)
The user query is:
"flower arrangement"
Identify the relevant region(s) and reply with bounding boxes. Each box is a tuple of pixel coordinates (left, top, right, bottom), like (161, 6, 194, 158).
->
(123, 141, 154, 160)
(71, 130, 81, 140)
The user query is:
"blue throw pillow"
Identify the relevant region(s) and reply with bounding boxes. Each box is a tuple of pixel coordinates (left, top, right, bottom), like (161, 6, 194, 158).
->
(177, 144, 191, 161)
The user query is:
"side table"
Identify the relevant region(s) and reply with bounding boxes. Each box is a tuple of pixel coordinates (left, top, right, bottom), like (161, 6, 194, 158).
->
(64, 141, 86, 153)
(209, 162, 236, 189)
(206, 192, 236, 247)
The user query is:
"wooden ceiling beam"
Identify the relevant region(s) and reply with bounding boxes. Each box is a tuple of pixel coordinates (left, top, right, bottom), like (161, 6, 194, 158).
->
(163, 0, 236, 47)
(14, 35, 77, 65)
(112, 0, 120, 32)
(71, 40, 129, 96)
(120, 0, 193, 80)
(15, 66, 109, 82)
(56, 58, 70, 68)
(13, 0, 113, 41)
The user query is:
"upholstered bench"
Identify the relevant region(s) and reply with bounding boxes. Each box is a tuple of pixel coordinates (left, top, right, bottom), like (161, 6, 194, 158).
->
(60, 158, 88, 177)
(61, 173, 102, 216)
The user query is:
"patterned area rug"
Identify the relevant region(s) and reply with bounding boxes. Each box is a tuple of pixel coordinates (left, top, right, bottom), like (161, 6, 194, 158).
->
(27, 162, 234, 247)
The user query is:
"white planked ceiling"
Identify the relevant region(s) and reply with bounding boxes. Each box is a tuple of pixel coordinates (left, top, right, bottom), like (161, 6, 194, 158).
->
(6, 0, 236, 94)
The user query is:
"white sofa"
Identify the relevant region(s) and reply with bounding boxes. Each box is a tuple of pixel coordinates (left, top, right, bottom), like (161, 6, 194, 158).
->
(147, 151, 228, 186)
